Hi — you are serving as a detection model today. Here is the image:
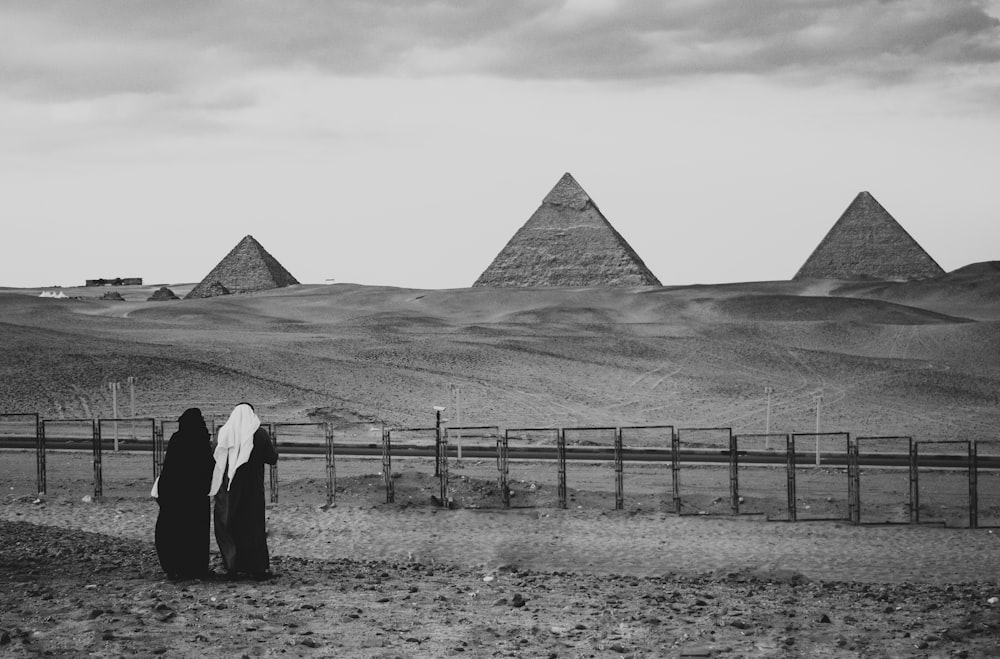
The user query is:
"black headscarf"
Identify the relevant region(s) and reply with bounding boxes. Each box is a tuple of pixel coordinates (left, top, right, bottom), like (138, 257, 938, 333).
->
(158, 408, 214, 500)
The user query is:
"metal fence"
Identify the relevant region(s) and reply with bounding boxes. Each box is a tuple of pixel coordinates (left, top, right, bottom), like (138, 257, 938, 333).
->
(3, 413, 996, 527)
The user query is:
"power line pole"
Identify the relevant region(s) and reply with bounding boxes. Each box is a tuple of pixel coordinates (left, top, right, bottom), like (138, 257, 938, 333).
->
(450, 384, 462, 460)
(813, 393, 823, 466)
(109, 381, 120, 451)
(764, 386, 775, 448)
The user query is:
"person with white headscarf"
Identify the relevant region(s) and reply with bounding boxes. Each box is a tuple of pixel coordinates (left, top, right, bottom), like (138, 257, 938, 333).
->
(210, 402, 278, 580)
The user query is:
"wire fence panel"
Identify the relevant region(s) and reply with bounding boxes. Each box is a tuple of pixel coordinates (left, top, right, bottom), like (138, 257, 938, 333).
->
(675, 428, 734, 516)
(734, 434, 791, 520)
(94, 418, 157, 500)
(1, 450, 38, 499)
(40, 420, 97, 499)
(331, 427, 386, 507)
(504, 429, 561, 509)
(854, 436, 913, 525)
(385, 428, 439, 507)
(620, 426, 675, 513)
(444, 426, 503, 509)
(271, 423, 330, 506)
(975, 441, 1000, 529)
(791, 432, 851, 521)
(914, 441, 972, 528)
(562, 427, 618, 510)
(0, 414, 39, 498)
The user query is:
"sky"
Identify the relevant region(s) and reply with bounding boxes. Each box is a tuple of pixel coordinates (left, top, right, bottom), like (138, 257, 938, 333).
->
(2, 0, 999, 289)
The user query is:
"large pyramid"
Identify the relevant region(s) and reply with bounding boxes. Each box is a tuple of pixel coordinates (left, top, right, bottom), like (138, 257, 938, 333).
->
(186, 235, 299, 299)
(794, 192, 944, 281)
(473, 173, 661, 287)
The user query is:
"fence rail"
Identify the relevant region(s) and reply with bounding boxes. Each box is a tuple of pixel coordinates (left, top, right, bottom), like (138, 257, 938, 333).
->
(2, 414, 997, 528)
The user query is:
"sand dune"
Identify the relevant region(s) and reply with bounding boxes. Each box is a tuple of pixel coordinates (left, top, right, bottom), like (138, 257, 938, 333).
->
(2, 268, 998, 442)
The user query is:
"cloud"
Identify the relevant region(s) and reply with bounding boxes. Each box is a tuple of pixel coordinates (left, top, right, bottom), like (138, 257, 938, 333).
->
(1, 0, 998, 104)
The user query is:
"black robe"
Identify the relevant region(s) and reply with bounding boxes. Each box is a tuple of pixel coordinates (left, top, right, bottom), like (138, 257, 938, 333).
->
(155, 408, 214, 579)
(213, 427, 279, 576)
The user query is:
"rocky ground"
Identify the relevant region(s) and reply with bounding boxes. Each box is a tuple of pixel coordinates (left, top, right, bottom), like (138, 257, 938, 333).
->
(2, 486, 1000, 658)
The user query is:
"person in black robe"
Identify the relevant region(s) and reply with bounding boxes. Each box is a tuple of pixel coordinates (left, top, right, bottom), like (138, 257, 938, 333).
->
(154, 407, 214, 580)
(209, 403, 279, 580)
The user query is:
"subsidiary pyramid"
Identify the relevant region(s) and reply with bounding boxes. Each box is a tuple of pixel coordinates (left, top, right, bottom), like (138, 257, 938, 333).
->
(473, 173, 661, 287)
(794, 192, 944, 281)
(185, 235, 299, 299)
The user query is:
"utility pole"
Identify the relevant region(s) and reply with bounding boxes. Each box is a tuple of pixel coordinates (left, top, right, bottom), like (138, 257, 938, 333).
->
(127, 375, 136, 442)
(764, 386, 775, 448)
(109, 381, 120, 451)
(450, 384, 462, 460)
(128, 376, 135, 418)
(813, 393, 823, 466)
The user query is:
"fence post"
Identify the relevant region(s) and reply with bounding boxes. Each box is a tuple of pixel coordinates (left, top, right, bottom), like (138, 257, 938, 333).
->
(499, 430, 510, 509)
(92, 420, 103, 501)
(37, 419, 47, 496)
(557, 429, 567, 509)
(325, 423, 336, 507)
(382, 425, 394, 504)
(847, 437, 860, 525)
(729, 430, 739, 515)
(786, 434, 797, 522)
(268, 423, 278, 504)
(614, 428, 623, 511)
(671, 429, 681, 514)
(970, 442, 978, 530)
(911, 443, 920, 524)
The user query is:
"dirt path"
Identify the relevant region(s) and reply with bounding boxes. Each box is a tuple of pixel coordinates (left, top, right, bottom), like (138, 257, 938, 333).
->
(2, 500, 1000, 658)
(3, 496, 999, 585)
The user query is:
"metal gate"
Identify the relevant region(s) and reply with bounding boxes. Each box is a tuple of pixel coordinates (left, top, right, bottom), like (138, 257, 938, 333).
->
(913, 440, 973, 527)
(619, 425, 675, 513)
(732, 433, 792, 520)
(790, 432, 850, 521)
(502, 428, 561, 509)
(974, 440, 1000, 528)
(39, 419, 99, 499)
(271, 422, 332, 505)
(851, 436, 913, 525)
(562, 426, 619, 510)
(674, 428, 735, 516)
(443, 425, 502, 508)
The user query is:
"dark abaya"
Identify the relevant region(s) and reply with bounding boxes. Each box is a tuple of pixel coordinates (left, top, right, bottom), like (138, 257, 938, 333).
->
(154, 408, 214, 579)
(213, 426, 278, 577)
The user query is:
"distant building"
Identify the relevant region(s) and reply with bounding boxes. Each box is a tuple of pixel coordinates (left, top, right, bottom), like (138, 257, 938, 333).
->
(474, 173, 661, 287)
(85, 277, 143, 286)
(794, 192, 944, 281)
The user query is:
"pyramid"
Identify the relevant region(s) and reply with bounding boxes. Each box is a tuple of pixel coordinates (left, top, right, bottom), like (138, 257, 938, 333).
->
(473, 173, 661, 287)
(185, 235, 299, 299)
(794, 192, 944, 281)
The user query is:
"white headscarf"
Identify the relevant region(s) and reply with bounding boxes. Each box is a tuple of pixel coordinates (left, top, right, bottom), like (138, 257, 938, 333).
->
(209, 403, 261, 496)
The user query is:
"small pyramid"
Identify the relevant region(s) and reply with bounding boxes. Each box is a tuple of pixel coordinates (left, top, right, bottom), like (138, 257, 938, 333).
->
(794, 192, 944, 281)
(473, 173, 661, 287)
(147, 286, 179, 301)
(185, 235, 299, 299)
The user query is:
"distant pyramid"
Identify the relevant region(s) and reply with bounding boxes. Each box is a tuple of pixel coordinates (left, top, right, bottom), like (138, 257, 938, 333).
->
(185, 235, 299, 299)
(794, 192, 944, 281)
(473, 173, 661, 287)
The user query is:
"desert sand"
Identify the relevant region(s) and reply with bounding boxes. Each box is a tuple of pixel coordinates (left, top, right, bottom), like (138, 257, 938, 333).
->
(2, 269, 1000, 656)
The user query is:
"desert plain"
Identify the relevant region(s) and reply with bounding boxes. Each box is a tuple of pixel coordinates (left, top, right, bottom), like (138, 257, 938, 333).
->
(2, 268, 1000, 657)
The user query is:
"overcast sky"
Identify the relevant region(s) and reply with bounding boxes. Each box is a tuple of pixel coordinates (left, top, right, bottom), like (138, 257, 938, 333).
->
(3, 0, 999, 289)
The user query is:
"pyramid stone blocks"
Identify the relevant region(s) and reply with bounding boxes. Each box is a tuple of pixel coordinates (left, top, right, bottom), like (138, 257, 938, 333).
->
(186, 235, 299, 299)
(794, 192, 944, 281)
(474, 173, 661, 287)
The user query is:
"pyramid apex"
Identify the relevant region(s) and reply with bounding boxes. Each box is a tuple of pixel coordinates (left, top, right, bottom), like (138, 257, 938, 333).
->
(541, 172, 591, 208)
